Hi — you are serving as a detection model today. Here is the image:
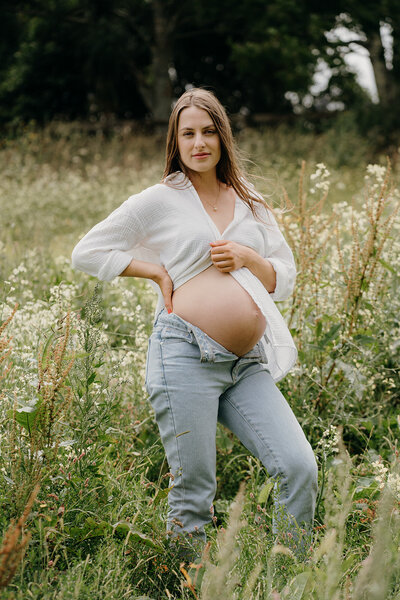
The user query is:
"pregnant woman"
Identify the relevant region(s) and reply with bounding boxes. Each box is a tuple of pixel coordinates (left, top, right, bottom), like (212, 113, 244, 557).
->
(71, 88, 318, 560)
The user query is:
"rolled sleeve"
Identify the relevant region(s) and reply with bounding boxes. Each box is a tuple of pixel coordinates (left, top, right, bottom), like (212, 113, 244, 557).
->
(268, 256, 296, 301)
(262, 208, 297, 301)
(71, 199, 146, 281)
(97, 249, 135, 281)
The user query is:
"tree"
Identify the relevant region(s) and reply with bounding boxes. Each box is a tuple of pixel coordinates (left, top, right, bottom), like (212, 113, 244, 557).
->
(1, 0, 399, 130)
(0, 1, 150, 124)
(333, 4, 400, 110)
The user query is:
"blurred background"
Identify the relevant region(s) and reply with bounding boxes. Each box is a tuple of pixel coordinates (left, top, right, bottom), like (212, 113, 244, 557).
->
(0, 0, 399, 152)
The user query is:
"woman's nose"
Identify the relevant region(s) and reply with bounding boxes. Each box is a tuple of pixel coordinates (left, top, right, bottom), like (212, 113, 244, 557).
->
(194, 133, 205, 147)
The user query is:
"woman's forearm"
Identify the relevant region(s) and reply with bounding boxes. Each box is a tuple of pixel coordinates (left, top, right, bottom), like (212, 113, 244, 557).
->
(244, 248, 277, 294)
(119, 259, 162, 281)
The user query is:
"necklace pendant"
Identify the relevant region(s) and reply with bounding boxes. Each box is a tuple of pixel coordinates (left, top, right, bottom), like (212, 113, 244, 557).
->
(213, 206, 218, 211)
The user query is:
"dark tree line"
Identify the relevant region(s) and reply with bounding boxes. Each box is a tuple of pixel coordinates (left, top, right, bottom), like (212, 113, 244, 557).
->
(0, 0, 399, 129)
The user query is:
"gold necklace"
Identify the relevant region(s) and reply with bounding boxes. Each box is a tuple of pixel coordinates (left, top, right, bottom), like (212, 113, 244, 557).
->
(202, 182, 221, 212)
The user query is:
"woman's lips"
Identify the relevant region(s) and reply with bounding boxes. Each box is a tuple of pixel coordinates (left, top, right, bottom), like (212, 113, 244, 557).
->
(193, 153, 210, 159)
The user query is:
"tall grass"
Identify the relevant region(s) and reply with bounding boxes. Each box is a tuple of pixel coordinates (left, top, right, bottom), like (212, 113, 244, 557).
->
(0, 123, 399, 598)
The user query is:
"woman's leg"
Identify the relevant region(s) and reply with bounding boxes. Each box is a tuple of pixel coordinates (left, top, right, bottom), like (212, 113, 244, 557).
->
(146, 325, 232, 554)
(218, 361, 318, 554)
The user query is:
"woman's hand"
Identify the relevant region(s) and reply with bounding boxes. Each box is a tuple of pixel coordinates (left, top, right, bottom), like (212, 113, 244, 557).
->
(210, 240, 251, 272)
(152, 266, 173, 313)
(210, 240, 277, 293)
(120, 260, 173, 313)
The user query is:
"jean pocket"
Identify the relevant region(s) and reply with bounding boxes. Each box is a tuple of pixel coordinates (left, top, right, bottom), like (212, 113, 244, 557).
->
(160, 325, 194, 345)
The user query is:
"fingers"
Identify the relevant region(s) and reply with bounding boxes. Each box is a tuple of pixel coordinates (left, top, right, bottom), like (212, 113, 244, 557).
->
(159, 276, 173, 313)
(210, 240, 236, 259)
(211, 250, 233, 264)
(214, 263, 234, 272)
(211, 254, 230, 265)
(210, 243, 230, 257)
(210, 240, 247, 271)
(210, 246, 227, 256)
(210, 240, 228, 246)
(211, 250, 238, 271)
(211, 256, 234, 271)
(165, 298, 173, 314)
(210, 240, 230, 252)
(163, 284, 173, 313)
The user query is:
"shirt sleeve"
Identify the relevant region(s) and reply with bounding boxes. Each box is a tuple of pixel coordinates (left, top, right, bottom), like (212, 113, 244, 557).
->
(71, 197, 147, 282)
(262, 207, 297, 302)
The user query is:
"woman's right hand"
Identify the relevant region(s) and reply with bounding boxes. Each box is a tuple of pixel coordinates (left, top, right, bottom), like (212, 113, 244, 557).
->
(152, 266, 173, 313)
(119, 260, 173, 313)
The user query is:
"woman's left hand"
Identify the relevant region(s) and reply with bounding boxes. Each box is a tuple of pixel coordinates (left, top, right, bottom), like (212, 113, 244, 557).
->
(210, 240, 252, 272)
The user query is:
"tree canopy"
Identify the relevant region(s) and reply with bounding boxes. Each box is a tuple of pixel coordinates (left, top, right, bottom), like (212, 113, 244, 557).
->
(0, 0, 398, 129)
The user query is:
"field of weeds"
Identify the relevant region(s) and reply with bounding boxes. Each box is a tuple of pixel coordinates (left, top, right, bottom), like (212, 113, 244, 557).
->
(0, 121, 400, 599)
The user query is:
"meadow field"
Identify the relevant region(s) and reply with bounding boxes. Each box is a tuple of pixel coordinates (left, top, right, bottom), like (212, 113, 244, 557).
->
(1, 120, 400, 599)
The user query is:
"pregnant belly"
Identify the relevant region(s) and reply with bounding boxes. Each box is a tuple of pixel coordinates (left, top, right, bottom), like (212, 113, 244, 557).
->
(171, 265, 266, 356)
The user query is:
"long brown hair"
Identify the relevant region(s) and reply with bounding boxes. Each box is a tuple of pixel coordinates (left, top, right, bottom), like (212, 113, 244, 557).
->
(162, 88, 268, 216)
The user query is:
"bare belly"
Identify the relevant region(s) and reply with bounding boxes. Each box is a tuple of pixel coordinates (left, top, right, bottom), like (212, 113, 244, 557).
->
(171, 266, 266, 356)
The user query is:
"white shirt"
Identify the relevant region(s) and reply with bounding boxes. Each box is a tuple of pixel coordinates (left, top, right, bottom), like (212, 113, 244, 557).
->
(71, 171, 297, 381)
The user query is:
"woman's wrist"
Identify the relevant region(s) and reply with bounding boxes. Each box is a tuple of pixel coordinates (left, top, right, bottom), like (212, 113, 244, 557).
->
(243, 247, 277, 293)
(241, 246, 258, 269)
(150, 265, 169, 285)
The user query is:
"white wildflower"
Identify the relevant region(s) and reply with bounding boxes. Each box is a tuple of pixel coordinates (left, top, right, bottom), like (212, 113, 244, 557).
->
(387, 473, 400, 501)
(365, 164, 386, 184)
(317, 424, 340, 455)
(310, 163, 330, 195)
(372, 459, 390, 490)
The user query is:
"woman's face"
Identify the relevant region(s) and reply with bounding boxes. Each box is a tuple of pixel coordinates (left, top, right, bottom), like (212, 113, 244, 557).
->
(177, 106, 221, 175)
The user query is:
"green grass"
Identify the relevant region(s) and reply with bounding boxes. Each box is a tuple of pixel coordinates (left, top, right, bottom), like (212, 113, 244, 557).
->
(0, 121, 399, 599)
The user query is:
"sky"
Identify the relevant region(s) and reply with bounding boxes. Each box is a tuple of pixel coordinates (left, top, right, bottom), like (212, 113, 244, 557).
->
(344, 43, 378, 102)
(312, 23, 394, 105)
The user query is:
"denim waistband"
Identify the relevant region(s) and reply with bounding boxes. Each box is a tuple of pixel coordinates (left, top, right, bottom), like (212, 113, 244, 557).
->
(154, 308, 268, 364)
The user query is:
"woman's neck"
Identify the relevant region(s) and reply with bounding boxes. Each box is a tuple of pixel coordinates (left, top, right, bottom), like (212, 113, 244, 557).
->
(187, 169, 220, 195)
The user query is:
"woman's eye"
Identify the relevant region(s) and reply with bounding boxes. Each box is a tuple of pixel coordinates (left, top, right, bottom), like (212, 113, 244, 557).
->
(182, 129, 215, 137)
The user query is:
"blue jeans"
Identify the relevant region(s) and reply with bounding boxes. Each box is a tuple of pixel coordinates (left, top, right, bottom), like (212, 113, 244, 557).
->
(145, 309, 318, 556)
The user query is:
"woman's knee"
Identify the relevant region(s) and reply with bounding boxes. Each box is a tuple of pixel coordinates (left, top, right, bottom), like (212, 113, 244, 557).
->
(282, 443, 318, 490)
